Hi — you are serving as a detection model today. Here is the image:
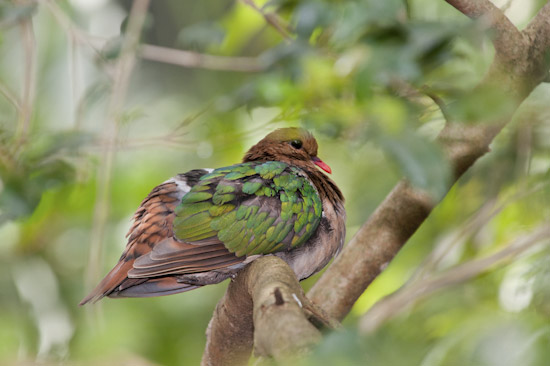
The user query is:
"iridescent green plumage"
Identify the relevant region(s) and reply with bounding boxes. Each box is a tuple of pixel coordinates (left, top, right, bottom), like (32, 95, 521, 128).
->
(79, 127, 345, 304)
(173, 161, 322, 257)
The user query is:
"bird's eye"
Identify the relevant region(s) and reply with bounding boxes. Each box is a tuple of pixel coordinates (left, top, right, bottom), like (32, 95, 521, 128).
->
(290, 140, 303, 149)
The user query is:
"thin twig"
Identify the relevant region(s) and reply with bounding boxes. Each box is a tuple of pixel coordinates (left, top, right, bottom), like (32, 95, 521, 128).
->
(44, 0, 107, 59)
(360, 225, 550, 333)
(47, 0, 265, 73)
(140, 44, 265, 72)
(421, 86, 453, 124)
(240, 0, 293, 41)
(409, 198, 499, 283)
(0, 80, 22, 112)
(69, 37, 83, 129)
(389, 79, 453, 123)
(85, 0, 151, 315)
(15, 9, 37, 150)
(411, 180, 548, 282)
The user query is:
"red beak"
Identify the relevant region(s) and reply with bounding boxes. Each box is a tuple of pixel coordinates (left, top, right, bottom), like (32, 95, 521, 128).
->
(312, 157, 332, 174)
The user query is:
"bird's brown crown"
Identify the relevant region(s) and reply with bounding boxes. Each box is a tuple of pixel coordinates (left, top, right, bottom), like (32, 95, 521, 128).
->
(243, 127, 319, 167)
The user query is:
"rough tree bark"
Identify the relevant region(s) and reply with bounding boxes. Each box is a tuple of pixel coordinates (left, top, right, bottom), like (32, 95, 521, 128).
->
(202, 1, 550, 364)
(201, 256, 322, 366)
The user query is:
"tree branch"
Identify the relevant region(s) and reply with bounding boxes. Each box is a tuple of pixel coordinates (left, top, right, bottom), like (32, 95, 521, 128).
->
(308, 181, 435, 320)
(44, 0, 106, 60)
(308, 0, 550, 322)
(202, 256, 321, 366)
(359, 225, 550, 333)
(45, 1, 265, 74)
(411, 181, 548, 282)
(522, 2, 550, 83)
(524, 2, 550, 47)
(444, 0, 523, 58)
(140, 44, 265, 72)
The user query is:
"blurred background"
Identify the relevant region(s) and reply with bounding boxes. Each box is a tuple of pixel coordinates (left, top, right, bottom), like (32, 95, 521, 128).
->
(0, 0, 549, 365)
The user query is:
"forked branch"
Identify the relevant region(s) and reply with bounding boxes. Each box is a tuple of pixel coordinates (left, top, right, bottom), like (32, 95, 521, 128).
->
(444, 0, 523, 58)
(202, 256, 322, 366)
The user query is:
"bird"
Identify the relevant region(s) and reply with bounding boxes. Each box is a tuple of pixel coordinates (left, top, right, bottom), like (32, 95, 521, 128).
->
(80, 127, 345, 305)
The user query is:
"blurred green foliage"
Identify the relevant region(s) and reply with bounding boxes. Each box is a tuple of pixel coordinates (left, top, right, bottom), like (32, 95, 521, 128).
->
(0, 0, 549, 365)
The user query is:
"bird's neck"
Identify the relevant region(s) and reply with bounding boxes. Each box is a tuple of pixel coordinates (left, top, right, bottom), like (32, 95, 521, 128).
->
(304, 167, 345, 208)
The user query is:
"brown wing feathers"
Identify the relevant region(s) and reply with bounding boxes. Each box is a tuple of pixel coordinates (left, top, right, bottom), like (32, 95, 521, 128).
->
(129, 239, 242, 277)
(80, 179, 242, 305)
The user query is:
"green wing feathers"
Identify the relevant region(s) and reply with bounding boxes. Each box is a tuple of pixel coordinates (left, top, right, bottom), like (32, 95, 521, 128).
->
(173, 162, 322, 257)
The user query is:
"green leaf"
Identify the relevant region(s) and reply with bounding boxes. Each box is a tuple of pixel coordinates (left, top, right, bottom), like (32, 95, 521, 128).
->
(449, 84, 517, 123)
(379, 130, 451, 200)
(294, 2, 331, 39)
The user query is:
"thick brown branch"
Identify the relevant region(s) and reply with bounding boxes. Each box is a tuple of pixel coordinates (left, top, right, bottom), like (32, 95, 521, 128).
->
(308, 181, 435, 320)
(202, 256, 321, 366)
(522, 2, 550, 83)
(444, 0, 523, 58)
(524, 2, 550, 48)
(202, 271, 254, 366)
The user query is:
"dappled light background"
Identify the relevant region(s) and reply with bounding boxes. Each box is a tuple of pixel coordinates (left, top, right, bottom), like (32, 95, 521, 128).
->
(1, 0, 549, 365)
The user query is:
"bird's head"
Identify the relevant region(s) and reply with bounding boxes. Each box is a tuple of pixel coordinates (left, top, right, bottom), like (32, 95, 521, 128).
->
(243, 127, 332, 174)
